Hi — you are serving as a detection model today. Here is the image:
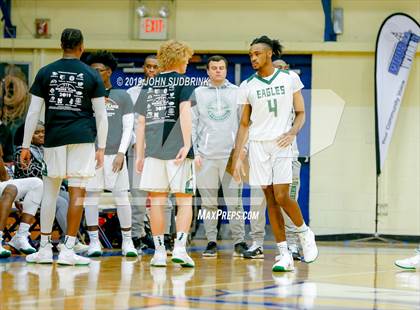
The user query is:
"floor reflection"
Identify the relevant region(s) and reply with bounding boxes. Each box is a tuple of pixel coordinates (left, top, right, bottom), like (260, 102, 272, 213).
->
(0, 242, 419, 310)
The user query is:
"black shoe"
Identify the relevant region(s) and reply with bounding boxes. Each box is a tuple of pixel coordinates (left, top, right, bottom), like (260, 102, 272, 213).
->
(243, 245, 264, 259)
(288, 243, 302, 261)
(132, 237, 140, 248)
(291, 251, 302, 261)
(164, 234, 174, 255)
(132, 237, 146, 255)
(141, 235, 155, 249)
(233, 242, 248, 257)
(203, 241, 217, 257)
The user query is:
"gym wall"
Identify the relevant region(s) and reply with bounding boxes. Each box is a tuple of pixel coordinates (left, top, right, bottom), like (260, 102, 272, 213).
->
(1, 0, 419, 236)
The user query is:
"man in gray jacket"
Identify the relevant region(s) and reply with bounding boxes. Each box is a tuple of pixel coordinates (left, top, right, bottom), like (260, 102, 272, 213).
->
(193, 55, 248, 257)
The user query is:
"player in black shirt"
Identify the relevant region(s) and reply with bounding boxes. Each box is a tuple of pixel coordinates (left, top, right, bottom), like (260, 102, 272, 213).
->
(84, 50, 137, 257)
(135, 40, 196, 267)
(21, 28, 108, 266)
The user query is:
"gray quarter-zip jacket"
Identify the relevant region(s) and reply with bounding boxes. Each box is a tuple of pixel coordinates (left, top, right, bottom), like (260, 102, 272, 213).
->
(192, 80, 240, 159)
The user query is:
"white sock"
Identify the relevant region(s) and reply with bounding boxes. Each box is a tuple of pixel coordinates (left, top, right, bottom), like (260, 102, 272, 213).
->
(174, 232, 188, 249)
(277, 241, 288, 254)
(88, 230, 99, 242)
(40, 234, 51, 247)
(18, 222, 31, 236)
(296, 223, 308, 233)
(121, 230, 132, 240)
(64, 235, 76, 249)
(153, 235, 165, 252)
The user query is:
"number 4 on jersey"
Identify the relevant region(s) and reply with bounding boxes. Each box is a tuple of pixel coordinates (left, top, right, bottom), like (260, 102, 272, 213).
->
(267, 99, 278, 117)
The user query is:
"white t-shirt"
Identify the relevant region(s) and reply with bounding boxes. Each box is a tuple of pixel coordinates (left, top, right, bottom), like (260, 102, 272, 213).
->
(238, 69, 304, 141)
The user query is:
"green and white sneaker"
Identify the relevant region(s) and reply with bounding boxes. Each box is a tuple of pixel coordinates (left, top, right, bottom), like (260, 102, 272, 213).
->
(395, 250, 420, 270)
(298, 228, 318, 263)
(122, 239, 138, 257)
(8, 233, 36, 255)
(73, 242, 90, 254)
(172, 247, 195, 268)
(26, 242, 53, 264)
(87, 240, 102, 257)
(272, 250, 294, 272)
(0, 242, 11, 258)
(57, 244, 90, 266)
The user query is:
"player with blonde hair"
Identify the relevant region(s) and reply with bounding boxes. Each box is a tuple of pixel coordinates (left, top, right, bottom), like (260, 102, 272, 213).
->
(135, 40, 196, 267)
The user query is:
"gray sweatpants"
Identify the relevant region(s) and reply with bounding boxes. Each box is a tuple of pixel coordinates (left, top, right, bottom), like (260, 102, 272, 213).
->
(197, 157, 245, 245)
(249, 187, 266, 245)
(285, 160, 302, 232)
(249, 160, 302, 244)
(128, 146, 174, 239)
(128, 146, 147, 239)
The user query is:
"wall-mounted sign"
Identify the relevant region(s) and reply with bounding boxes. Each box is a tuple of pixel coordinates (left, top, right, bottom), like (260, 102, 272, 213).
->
(139, 17, 167, 40)
(35, 18, 51, 38)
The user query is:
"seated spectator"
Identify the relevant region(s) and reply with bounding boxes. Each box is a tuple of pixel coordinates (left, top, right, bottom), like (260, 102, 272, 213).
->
(13, 123, 88, 254)
(0, 145, 43, 255)
(14, 122, 46, 179)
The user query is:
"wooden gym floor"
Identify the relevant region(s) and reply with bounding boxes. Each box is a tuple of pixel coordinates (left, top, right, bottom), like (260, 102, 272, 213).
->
(0, 241, 419, 310)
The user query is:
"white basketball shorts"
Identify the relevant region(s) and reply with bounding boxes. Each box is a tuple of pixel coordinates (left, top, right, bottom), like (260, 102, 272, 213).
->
(86, 154, 130, 192)
(140, 157, 195, 194)
(248, 140, 293, 186)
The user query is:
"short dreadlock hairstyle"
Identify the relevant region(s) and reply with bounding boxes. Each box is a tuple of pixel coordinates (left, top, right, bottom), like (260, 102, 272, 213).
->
(61, 28, 84, 50)
(251, 35, 283, 58)
(85, 50, 118, 72)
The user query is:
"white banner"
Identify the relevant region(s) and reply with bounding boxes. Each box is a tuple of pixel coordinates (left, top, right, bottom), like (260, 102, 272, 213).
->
(375, 13, 419, 175)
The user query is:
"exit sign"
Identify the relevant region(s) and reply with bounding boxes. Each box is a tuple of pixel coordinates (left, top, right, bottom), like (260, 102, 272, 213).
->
(139, 17, 168, 40)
